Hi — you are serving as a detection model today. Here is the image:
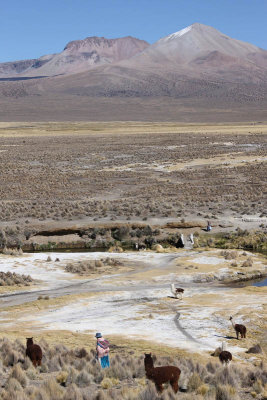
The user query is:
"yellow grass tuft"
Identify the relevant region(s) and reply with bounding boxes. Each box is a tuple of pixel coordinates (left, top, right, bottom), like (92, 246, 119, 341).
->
(101, 377, 119, 389)
(56, 371, 68, 385)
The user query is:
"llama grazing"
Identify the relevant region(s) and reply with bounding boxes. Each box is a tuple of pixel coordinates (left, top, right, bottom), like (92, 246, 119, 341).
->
(229, 316, 247, 339)
(171, 284, 184, 299)
(144, 353, 181, 393)
(26, 338, 42, 367)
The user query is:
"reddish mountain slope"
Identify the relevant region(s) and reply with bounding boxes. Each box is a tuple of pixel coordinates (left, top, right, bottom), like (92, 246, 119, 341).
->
(0, 36, 149, 77)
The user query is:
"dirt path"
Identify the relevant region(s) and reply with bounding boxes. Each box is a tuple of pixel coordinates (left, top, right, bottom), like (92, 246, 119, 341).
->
(173, 311, 204, 346)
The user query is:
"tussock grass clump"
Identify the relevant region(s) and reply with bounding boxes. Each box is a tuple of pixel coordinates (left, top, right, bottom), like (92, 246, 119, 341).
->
(8, 364, 28, 387)
(75, 369, 93, 387)
(2, 247, 23, 256)
(41, 378, 64, 400)
(62, 383, 83, 400)
(5, 377, 23, 392)
(242, 257, 253, 268)
(138, 381, 158, 400)
(56, 371, 68, 385)
(25, 366, 39, 380)
(187, 372, 203, 392)
(213, 366, 239, 387)
(0, 271, 33, 287)
(38, 295, 50, 300)
(197, 383, 209, 396)
(215, 384, 239, 400)
(93, 390, 110, 400)
(220, 250, 238, 260)
(0, 338, 24, 367)
(100, 377, 119, 389)
(252, 379, 263, 394)
(65, 257, 123, 275)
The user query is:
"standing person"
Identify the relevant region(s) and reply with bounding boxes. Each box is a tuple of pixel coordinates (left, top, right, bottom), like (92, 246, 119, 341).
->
(207, 221, 212, 232)
(95, 332, 110, 369)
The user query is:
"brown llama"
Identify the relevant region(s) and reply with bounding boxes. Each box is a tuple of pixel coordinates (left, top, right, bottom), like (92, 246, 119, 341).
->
(219, 351, 232, 365)
(144, 353, 181, 393)
(229, 316, 247, 339)
(217, 342, 232, 365)
(26, 337, 42, 367)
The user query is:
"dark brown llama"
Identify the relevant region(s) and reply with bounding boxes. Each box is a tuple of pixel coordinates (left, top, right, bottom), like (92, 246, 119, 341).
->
(26, 338, 42, 367)
(219, 351, 232, 365)
(144, 353, 181, 393)
(229, 316, 247, 339)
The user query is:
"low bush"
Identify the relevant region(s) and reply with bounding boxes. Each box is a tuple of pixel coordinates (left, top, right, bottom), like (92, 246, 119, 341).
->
(65, 257, 123, 275)
(0, 271, 33, 287)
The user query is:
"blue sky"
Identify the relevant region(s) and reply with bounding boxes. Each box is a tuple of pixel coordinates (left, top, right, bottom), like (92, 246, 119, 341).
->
(1, 0, 266, 62)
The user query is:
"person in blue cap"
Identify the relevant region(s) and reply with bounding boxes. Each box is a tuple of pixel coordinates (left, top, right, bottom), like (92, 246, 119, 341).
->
(95, 333, 110, 368)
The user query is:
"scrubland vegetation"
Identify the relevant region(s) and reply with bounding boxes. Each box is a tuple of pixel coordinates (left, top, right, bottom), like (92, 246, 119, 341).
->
(0, 126, 266, 253)
(0, 338, 266, 400)
(0, 129, 266, 225)
(196, 230, 267, 254)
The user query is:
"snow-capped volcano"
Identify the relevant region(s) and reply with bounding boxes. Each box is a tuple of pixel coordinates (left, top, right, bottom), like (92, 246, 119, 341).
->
(0, 23, 266, 122)
(127, 23, 267, 71)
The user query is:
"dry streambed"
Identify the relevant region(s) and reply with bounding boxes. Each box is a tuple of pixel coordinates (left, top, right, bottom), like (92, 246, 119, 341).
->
(0, 249, 266, 362)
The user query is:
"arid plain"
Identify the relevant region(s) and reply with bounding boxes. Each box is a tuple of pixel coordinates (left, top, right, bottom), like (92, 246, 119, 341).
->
(0, 122, 266, 230)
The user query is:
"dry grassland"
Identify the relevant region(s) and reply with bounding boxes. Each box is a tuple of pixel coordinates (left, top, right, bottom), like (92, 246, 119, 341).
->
(0, 123, 266, 234)
(0, 121, 267, 136)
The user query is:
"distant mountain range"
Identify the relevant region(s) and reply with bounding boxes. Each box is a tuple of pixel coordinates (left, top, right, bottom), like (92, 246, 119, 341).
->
(0, 23, 266, 122)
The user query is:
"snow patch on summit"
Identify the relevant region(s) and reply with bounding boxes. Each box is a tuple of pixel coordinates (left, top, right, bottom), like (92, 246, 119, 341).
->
(163, 26, 192, 42)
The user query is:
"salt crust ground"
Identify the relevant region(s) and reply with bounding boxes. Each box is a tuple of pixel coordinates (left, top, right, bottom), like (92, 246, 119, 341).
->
(0, 250, 266, 360)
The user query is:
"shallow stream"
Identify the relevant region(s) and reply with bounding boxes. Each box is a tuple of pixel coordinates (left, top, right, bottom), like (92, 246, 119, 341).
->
(252, 276, 267, 287)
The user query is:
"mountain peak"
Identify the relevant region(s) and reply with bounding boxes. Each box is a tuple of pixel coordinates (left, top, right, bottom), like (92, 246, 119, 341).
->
(64, 36, 148, 52)
(160, 23, 220, 43)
